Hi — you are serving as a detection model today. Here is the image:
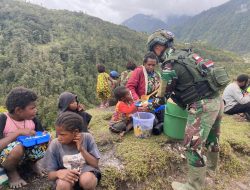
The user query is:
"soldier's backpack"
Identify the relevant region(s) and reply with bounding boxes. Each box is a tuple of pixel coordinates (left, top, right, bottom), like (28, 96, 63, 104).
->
(165, 49, 230, 105)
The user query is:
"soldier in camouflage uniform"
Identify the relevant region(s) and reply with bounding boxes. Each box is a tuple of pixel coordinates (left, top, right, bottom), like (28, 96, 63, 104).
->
(147, 29, 224, 190)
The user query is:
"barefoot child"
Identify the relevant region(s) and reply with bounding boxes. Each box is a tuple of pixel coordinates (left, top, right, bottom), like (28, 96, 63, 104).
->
(109, 86, 146, 136)
(45, 112, 101, 190)
(58, 91, 92, 132)
(0, 87, 47, 189)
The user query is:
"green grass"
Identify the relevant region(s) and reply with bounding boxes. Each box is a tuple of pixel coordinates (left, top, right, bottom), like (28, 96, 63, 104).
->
(87, 108, 250, 189)
(219, 115, 250, 176)
(221, 116, 250, 155)
(0, 106, 249, 189)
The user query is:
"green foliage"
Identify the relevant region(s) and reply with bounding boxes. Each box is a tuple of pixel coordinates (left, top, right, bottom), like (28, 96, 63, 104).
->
(0, 0, 146, 128)
(0, 106, 6, 113)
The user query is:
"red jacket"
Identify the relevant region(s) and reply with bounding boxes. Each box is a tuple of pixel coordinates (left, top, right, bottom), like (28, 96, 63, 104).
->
(110, 101, 137, 125)
(126, 66, 148, 100)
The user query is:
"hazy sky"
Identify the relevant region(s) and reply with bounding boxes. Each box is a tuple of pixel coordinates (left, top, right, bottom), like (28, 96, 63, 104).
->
(28, 0, 230, 24)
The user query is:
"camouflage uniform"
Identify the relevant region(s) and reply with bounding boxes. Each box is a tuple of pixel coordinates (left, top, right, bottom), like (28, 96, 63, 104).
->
(184, 96, 223, 167)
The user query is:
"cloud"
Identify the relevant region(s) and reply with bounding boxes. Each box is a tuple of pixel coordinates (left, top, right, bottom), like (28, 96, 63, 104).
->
(27, 0, 230, 24)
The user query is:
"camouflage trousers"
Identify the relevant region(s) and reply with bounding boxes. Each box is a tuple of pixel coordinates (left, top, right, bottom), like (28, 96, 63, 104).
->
(183, 96, 224, 167)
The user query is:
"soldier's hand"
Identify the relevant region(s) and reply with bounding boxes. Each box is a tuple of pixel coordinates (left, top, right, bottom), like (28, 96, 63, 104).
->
(161, 69, 177, 82)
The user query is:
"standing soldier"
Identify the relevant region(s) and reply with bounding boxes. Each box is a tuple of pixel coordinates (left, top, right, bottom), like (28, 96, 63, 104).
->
(147, 29, 229, 190)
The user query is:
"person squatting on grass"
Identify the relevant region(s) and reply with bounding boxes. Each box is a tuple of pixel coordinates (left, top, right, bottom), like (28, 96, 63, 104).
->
(223, 74, 250, 121)
(58, 91, 92, 132)
(109, 86, 148, 137)
(0, 87, 47, 189)
(45, 112, 101, 190)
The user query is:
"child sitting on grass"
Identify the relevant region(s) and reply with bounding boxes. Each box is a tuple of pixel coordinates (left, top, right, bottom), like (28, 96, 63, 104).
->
(109, 86, 147, 137)
(45, 112, 101, 190)
(58, 92, 92, 132)
(0, 87, 47, 189)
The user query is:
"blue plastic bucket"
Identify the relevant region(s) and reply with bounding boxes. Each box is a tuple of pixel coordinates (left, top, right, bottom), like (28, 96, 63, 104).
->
(132, 112, 155, 138)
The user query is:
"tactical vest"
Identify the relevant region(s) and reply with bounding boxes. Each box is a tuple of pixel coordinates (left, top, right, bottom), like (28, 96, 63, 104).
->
(166, 49, 230, 106)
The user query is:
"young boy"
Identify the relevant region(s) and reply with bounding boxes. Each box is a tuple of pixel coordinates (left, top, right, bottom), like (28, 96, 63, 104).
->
(109, 86, 147, 136)
(0, 87, 47, 189)
(58, 92, 92, 132)
(45, 112, 101, 190)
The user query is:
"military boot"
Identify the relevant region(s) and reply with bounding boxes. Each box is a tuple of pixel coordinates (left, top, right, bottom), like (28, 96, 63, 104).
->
(207, 152, 219, 171)
(206, 152, 219, 177)
(171, 165, 206, 190)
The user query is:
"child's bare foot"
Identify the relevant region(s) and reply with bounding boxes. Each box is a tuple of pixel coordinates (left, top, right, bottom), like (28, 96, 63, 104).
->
(119, 131, 125, 138)
(7, 170, 27, 189)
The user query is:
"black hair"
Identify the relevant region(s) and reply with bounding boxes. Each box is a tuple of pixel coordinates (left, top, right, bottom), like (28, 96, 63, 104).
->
(143, 52, 158, 65)
(126, 61, 137, 71)
(114, 86, 128, 101)
(97, 64, 105, 73)
(237, 74, 249, 83)
(6, 87, 38, 114)
(55, 111, 84, 132)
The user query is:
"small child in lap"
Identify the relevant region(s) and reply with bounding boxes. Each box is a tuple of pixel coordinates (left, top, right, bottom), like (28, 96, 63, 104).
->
(45, 112, 101, 190)
(58, 91, 92, 132)
(110, 86, 146, 136)
(0, 87, 47, 189)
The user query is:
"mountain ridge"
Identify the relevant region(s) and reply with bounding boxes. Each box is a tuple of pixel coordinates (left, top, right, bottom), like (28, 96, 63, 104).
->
(122, 13, 192, 33)
(122, 14, 168, 33)
(173, 0, 250, 53)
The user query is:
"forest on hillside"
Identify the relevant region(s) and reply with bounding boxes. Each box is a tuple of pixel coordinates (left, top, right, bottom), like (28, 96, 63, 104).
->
(0, 0, 248, 128)
(173, 0, 250, 53)
(0, 0, 147, 127)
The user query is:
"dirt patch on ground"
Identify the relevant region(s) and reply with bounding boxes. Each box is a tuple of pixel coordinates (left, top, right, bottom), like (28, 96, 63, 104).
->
(1, 171, 51, 190)
(99, 145, 124, 171)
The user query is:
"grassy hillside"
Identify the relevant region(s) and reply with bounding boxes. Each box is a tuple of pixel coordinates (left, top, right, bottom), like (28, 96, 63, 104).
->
(173, 0, 250, 53)
(2, 107, 248, 190)
(89, 108, 250, 190)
